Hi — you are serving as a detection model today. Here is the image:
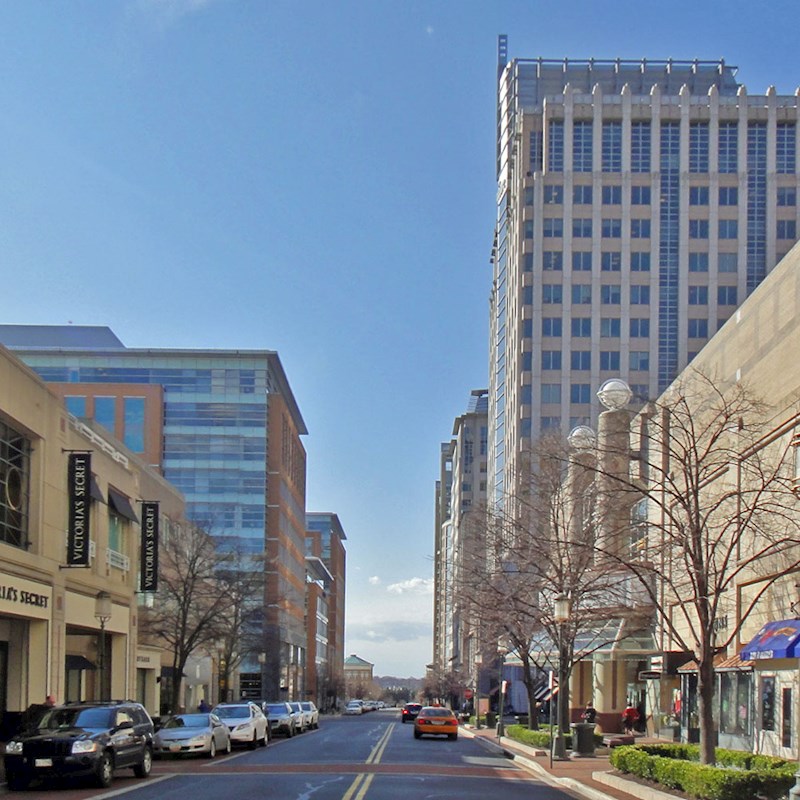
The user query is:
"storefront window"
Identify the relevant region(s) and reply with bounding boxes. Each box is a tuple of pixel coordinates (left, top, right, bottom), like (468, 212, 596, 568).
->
(719, 671, 752, 735)
(761, 676, 775, 731)
(782, 688, 793, 748)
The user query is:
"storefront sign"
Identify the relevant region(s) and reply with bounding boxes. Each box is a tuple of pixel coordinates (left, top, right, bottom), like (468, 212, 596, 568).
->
(139, 502, 159, 592)
(0, 574, 52, 621)
(66, 453, 91, 567)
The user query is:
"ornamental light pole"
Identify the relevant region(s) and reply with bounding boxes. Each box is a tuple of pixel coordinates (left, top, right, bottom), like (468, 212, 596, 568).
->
(551, 594, 572, 762)
(94, 591, 112, 701)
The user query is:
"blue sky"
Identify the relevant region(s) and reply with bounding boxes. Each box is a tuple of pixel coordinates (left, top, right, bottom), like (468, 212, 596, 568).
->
(3, 0, 799, 677)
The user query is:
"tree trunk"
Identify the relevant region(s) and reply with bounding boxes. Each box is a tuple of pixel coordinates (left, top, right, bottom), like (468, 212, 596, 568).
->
(697, 655, 716, 765)
(519, 653, 540, 730)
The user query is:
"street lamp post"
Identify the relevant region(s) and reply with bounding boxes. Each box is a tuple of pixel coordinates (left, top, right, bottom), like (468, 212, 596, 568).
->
(94, 591, 112, 701)
(474, 653, 482, 729)
(551, 594, 571, 763)
(497, 642, 509, 739)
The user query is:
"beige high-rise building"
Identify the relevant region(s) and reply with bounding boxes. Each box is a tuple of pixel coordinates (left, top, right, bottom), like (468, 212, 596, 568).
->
(490, 36, 800, 504)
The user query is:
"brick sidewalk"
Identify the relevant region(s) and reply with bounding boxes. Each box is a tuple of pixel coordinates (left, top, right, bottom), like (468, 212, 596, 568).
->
(463, 725, 678, 800)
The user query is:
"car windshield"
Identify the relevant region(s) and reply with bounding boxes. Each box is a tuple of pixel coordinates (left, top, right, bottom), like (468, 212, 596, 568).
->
(42, 707, 114, 730)
(300, 703, 313, 711)
(214, 706, 249, 718)
(289, 703, 301, 711)
(266, 704, 288, 714)
(164, 714, 209, 729)
(405, 704, 421, 711)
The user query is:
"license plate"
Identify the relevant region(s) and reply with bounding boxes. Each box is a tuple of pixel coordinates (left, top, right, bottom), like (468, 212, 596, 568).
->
(34, 758, 53, 768)
(432, 720, 445, 726)
(170, 744, 182, 752)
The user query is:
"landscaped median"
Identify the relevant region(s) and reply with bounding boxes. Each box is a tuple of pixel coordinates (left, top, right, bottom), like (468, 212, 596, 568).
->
(609, 743, 797, 800)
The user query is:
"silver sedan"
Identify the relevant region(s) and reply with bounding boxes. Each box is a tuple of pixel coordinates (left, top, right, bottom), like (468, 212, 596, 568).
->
(154, 712, 232, 759)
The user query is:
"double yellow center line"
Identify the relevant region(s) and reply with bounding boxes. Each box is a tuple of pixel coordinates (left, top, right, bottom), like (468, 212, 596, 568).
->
(341, 723, 395, 800)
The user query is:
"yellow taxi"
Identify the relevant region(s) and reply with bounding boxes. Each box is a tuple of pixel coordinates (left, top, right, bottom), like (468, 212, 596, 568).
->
(413, 706, 458, 740)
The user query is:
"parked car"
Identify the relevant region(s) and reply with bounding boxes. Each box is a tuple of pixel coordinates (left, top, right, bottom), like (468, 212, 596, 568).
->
(261, 702, 296, 738)
(401, 702, 422, 723)
(211, 703, 268, 749)
(344, 700, 364, 715)
(153, 712, 231, 758)
(413, 706, 458, 740)
(2, 700, 154, 791)
(299, 701, 319, 730)
(288, 701, 310, 732)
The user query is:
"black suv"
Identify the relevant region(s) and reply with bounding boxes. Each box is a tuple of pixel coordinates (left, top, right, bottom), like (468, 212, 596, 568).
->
(3, 700, 154, 790)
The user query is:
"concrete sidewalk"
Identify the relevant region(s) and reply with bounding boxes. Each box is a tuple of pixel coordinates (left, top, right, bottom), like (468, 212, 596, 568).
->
(462, 725, 680, 800)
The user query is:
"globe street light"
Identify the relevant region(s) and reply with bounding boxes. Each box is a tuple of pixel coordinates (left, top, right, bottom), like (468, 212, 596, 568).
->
(94, 591, 112, 701)
(597, 378, 632, 411)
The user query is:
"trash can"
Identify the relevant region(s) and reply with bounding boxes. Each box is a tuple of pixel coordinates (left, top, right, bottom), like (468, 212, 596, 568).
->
(485, 712, 496, 729)
(570, 722, 596, 757)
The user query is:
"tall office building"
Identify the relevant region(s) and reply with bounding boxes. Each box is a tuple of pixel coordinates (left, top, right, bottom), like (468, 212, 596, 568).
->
(489, 37, 800, 503)
(0, 325, 310, 700)
(433, 390, 488, 677)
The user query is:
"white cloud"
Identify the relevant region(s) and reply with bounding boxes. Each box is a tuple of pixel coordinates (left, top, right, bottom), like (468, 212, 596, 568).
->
(386, 577, 433, 595)
(425, 25, 434, 36)
(368, 576, 381, 585)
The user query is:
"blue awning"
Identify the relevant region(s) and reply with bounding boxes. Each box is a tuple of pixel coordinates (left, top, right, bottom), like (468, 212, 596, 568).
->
(740, 620, 800, 661)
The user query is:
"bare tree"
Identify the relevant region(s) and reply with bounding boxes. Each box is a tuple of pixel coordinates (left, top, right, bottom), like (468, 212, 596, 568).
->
(586, 370, 800, 764)
(211, 548, 266, 702)
(460, 439, 650, 732)
(139, 521, 228, 713)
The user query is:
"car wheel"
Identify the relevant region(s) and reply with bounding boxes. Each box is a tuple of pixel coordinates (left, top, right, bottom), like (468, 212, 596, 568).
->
(207, 739, 216, 759)
(133, 746, 152, 778)
(413, 729, 421, 739)
(224, 736, 232, 754)
(401, 718, 406, 724)
(95, 751, 114, 788)
(287, 725, 294, 737)
(249, 731, 258, 750)
(449, 733, 458, 741)
(259, 729, 267, 747)
(6, 771, 29, 791)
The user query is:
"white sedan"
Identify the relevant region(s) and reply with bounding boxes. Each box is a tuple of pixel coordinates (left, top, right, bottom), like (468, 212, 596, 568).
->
(344, 700, 363, 715)
(212, 703, 268, 748)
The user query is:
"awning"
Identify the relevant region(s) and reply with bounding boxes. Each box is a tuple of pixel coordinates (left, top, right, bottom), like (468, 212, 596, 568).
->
(66, 655, 96, 671)
(677, 653, 753, 673)
(741, 619, 800, 661)
(107, 487, 139, 523)
(89, 475, 104, 503)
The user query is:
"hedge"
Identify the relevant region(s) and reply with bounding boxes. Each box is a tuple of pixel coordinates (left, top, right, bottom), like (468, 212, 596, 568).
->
(609, 744, 796, 800)
(504, 723, 604, 750)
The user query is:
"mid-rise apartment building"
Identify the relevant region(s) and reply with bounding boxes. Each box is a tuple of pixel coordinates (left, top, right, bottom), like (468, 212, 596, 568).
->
(490, 36, 800, 503)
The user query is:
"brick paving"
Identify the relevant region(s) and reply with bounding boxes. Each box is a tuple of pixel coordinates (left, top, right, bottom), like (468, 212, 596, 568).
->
(463, 725, 677, 800)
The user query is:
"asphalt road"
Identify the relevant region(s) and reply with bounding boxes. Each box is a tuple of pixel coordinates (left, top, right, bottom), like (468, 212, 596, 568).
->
(1, 710, 577, 799)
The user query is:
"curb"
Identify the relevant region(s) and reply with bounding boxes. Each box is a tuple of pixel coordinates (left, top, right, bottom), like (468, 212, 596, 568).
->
(462, 727, 652, 800)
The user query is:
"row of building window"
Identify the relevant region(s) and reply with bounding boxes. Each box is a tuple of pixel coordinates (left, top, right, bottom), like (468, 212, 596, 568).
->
(535, 121, 797, 174)
(539, 315, 730, 339)
(529, 376, 651, 408)
(522, 283, 737, 307)
(536, 185, 798, 207)
(522, 350, 650, 374)
(535, 217, 796, 240)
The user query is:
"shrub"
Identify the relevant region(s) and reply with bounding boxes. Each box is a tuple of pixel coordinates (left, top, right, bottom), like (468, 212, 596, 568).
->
(610, 744, 795, 800)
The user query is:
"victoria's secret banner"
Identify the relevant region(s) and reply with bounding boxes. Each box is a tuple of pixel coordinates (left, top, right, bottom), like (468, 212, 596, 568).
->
(140, 502, 159, 592)
(67, 453, 91, 566)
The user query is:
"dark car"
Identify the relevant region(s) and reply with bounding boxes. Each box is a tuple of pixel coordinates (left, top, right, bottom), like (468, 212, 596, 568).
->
(3, 701, 154, 791)
(401, 703, 422, 724)
(261, 701, 296, 738)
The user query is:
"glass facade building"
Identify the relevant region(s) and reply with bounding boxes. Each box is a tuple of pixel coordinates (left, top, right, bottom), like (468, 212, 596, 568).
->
(0, 326, 309, 699)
